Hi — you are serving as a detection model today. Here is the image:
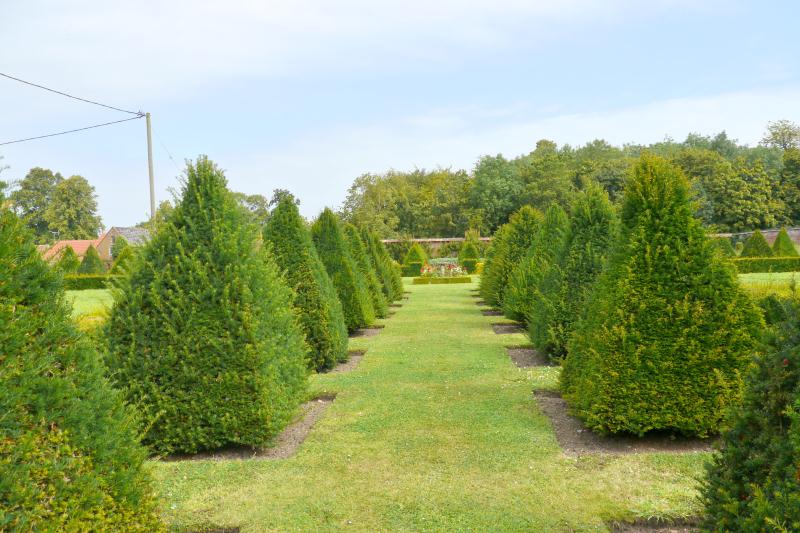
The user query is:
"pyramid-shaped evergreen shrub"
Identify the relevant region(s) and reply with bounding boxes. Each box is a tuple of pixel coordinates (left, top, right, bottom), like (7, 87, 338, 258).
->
(312, 208, 375, 331)
(263, 197, 348, 371)
(741, 229, 774, 257)
(711, 237, 736, 258)
(106, 156, 308, 455)
(403, 242, 428, 265)
(543, 185, 616, 359)
(479, 205, 542, 310)
(503, 204, 569, 324)
(54, 244, 81, 273)
(561, 154, 762, 436)
(344, 223, 388, 318)
(701, 299, 800, 530)
(362, 228, 403, 301)
(772, 227, 798, 256)
(108, 244, 135, 275)
(77, 245, 105, 274)
(458, 237, 480, 273)
(0, 202, 162, 530)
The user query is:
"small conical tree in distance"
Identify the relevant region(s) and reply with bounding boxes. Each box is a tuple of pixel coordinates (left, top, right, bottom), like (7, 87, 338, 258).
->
(772, 227, 798, 256)
(740, 229, 774, 257)
(54, 244, 81, 272)
(0, 201, 162, 530)
(710, 237, 736, 258)
(544, 185, 616, 359)
(106, 156, 308, 454)
(312, 208, 375, 331)
(701, 299, 800, 530)
(77, 245, 105, 274)
(562, 154, 762, 436)
(403, 242, 428, 266)
(458, 232, 480, 274)
(110, 235, 129, 259)
(109, 244, 135, 275)
(344, 223, 388, 318)
(362, 228, 402, 301)
(263, 196, 348, 371)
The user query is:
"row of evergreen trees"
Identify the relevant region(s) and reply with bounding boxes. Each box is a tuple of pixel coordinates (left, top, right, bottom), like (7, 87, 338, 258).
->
(53, 237, 134, 275)
(481, 153, 799, 527)
(738, 227, 799, 257)
(1, 155, 401, 529)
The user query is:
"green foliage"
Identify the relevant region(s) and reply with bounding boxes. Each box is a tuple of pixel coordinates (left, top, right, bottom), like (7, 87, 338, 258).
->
(344, 224, 388, 318)
(312, 208, 376, 332)
(503, 204, 569, 324)
(403, 242, 428, 266)
(772, 227, 798, 256)
(741, 229, 774, 257)
(54, 245, 81, 273)
(0, 204, 162, 530)
(77, 245, 105, 274)
(402, 262, 423, 277)
(701, 298, 800, 530)
(710, 237, 736, 258)
(263, 198, 348, 371)
(733, 256, 800, 273)
(412, 276, 472, 284)
(45, 175, 103, 240)
(9, 167, 63, 241)
(462, 258, 478, 274)
(458, 235, 480, 273)
(109, 245, 135, 275)
(562, 154, 762, 436)
(63, 274, 114, 290)
(106, 156, 308, 455)
(479, 205, 543, 309)
(110, 235, 129, 259)
(361, 228, 403, 301)
(536, 186, 616, 359)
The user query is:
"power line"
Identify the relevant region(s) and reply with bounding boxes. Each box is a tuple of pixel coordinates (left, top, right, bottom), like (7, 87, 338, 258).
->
(0, 115, 144, 146)
(0, 72, 143, 116)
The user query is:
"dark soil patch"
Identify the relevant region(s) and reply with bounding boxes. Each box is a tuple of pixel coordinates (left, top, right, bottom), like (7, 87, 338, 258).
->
(506, 346, 554, 367)
(389, 303, 402, 308)
(349, 325, 385, 338)
(186, 529, 240, 533)
(533, 391, 713, 456)
(403, 290, 411, 295)
(608, 517, 700, 532)
(163, 394, 336, 461)
(481, 309, 503, 316)
(492, 323, 525, 334)
(325, 350, 366, 373)
(476, 300, 487, 306)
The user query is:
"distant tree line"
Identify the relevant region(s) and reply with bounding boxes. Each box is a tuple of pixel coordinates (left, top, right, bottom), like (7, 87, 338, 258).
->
(341, 120, 800, 237)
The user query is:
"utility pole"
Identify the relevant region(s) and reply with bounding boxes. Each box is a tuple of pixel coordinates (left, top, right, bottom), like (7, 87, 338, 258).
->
(145, 112, 156, 220)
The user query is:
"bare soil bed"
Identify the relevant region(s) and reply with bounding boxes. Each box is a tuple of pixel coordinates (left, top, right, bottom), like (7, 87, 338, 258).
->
(325, 350, 366, 373)
(492, 323, 525, 334)
(608, 518, 699, 532)
(533, 391, 713, 457)
(163, 394, 336, 462)
(389, 303, 402, 308)
(506, 346, 554, 367)
(349, 325, 385, 338)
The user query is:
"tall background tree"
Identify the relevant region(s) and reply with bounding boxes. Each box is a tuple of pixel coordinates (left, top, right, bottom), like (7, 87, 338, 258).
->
(45, 175, 103, 239)
(10, 167, 63, 241)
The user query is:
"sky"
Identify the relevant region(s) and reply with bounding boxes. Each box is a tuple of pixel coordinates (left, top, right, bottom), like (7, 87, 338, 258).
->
(2, 0, 800, 226)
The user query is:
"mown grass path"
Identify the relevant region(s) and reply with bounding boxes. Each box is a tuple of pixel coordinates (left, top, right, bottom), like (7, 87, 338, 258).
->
(153, 281, 706, 532)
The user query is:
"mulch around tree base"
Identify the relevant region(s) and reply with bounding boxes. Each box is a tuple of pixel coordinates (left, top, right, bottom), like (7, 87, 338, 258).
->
(325, 350, 366, 373)
(533, 390, 714, 456)
(349, 325, 385, 338)
(492, 323, 525, 334)
(506, 346, 554, 367)
(481, 309, 503, 316)
(608, 517, 700, 532)
(162, 394, 337, 462)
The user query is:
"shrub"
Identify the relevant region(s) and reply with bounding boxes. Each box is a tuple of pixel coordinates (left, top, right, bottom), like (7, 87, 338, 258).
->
(110, 235, 129, 259)
(312, 208, 375, 331)
(479, 206, 543, 308)
(106, 156, 308, 455)
(362, 228, 403, 301)
(109, 245, 135, 275)
(402, 261, 423, 277)
(54, 245, 80, 273)
(701, 298, 800, 530)
(503, 204, 569, 324)
(0, 201, 162, 530)
(741, 229, 774, 257)
(63, 273, 115, 290)
(711, 237, 736, 258)
(462, 258, 477, 274)
(733, 257, 800, 273)
(772, 227, 798, 257)
(561, 154, 762, 436)
(77, 245, 105, 274)
(403, 242, 428, 266)
(537, 186, 616, 359)
(263, 197, 348, 371)
(459, 237, 480, 273)
(344, 223, 388, 318)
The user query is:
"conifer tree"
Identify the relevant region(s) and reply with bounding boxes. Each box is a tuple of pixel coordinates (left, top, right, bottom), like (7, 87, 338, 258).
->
(108, 245, 135, 275)
(740, 229, 774, 257)
(54, 244, 81, 273)
(106, 156, 308, 454)
(503, 204, 569, 324)
(0, 201, 162, 530)
(479, 205, 542, 310)
(543, 186, 616, 359)
(362, 228, 403, 301)
(458, 235, 480, 273)
(312, 208, 375, 331)
(110, 235, 129, 259)
(77, 245, 105, 274)
(562, 155, 762, 436)
(702, 299, 800, 530)
(772, 227, 798, 256)
(263, 197, 348, 371)
(344, 223, 388, 318)
(710, 237, 736, 258)
(403, 242, 428, 265)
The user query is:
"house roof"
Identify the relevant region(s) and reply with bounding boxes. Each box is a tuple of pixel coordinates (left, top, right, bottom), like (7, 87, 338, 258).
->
(109, 226, 150, 246)
(42, 239, 99, 261)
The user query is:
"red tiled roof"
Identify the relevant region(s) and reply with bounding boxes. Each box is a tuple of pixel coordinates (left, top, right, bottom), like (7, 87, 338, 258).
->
(42, 239, 100, 261)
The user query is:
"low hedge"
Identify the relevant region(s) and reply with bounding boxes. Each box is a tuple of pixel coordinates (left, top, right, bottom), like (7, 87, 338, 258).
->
(63, 274, 118, 290)
(412, 276, 472, 285)
(733, 257, 800, 273)
(402, 262, 423, 277)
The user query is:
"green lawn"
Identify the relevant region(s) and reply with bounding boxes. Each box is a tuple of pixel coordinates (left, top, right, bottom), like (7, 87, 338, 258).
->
(738, 272, 800, 299)
(151, 281, 706, 532)
(65, 289, 113, 319)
